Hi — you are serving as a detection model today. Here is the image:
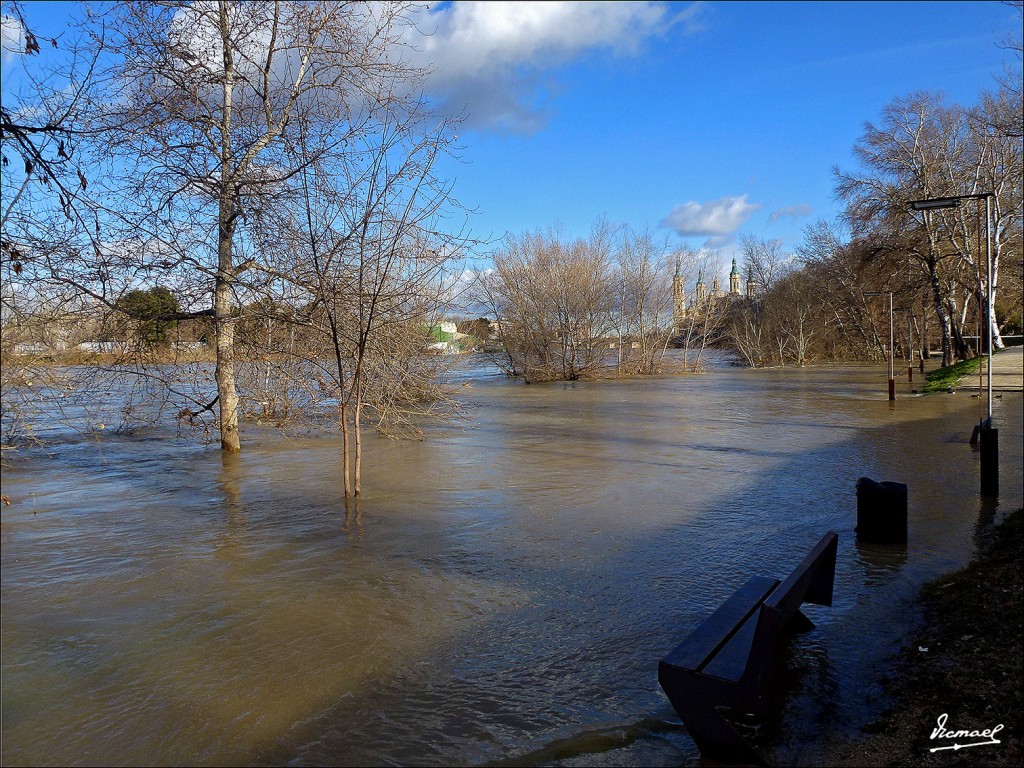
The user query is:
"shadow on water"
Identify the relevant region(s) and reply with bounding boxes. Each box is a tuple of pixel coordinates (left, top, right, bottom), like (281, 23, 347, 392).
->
(1, 361, 1021, 768)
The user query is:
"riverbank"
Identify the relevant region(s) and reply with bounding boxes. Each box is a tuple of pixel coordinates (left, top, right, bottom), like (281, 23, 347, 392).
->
(825, 508, 1023, 767)
(920, 346, 1024, 394)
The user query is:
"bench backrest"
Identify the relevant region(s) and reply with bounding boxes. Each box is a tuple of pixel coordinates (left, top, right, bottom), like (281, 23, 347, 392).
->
(762, 531, 838, 625)
(661, 575, 779, 672)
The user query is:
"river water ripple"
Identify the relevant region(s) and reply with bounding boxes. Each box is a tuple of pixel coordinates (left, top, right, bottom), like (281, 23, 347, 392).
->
(2, 355, 1021, 766)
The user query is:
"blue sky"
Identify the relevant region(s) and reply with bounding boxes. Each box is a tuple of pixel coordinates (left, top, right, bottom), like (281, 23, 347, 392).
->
(413, 1, 1020, 262)
(2, 1, 1019, 267)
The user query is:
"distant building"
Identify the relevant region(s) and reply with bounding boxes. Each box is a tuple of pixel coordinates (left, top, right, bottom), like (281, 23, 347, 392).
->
(672, 258, 757, 335)
(426, 320, 472, 354)
(672, 257, 687, 333)
(77, 341, 121, 354)
(729, 258, 741, 296)
(694, 271, 707, 307)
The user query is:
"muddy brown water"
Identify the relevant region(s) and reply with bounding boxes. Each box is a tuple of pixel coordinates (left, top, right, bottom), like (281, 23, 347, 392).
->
(2, 354, 1021, 766)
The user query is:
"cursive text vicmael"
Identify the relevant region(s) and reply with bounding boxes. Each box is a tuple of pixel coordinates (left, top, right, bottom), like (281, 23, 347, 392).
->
(931, 713, 1004, 741)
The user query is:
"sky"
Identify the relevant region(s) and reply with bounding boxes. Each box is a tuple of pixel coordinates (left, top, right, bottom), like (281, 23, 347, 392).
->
(407, 1, 1020, 265)
(2, 1, 1020, 272)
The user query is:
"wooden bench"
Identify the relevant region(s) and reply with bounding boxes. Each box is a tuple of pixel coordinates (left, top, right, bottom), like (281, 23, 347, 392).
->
(658, 531, 838, 762)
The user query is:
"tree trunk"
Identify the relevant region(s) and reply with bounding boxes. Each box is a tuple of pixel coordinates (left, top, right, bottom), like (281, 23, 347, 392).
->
(353, 382, 363, 497)
(928, 264, 955, 367)
(215, 217, 240, 453)
(945, 297, 971, 361)
(987, 294, 1005, 351)
(341, 400, 352, 498)
(215, 0, 240, 453)
(921, 311, 931, 359)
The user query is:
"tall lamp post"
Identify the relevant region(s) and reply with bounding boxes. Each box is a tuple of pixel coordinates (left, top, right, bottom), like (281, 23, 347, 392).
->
(907, 314, 914, 383)
(865, 291, 895, 400)
(908, 193, 997, 496)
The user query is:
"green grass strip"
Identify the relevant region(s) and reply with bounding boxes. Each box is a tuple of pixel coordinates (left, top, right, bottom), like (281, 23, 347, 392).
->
(921, 355, 985, 393)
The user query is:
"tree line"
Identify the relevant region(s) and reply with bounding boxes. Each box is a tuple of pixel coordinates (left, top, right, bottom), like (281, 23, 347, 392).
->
(474, 10, 1022, 375)
(727, 80, 1022, 368)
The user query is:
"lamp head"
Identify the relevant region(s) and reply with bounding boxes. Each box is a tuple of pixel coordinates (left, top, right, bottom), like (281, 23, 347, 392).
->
(909, 197, 962, 211)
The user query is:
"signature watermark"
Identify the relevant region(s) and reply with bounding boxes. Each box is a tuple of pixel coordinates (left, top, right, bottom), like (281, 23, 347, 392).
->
(929, 713, 1004, 753)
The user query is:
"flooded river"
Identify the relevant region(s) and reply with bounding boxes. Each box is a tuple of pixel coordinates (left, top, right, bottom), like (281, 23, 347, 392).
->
(2, 355, 1022, 766)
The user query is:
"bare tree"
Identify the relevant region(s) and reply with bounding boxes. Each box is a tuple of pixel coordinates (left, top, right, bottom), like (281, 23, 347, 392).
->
(483, 221, 617, 383)
(739, 234, 790, 295)
(774, 272, 821, 366)
(728, 302, 768, 367)
(796, 220, 887, 360)
(79, 0, 428, 452)
(836, 93, 968, 364)
(247, 86, 469, 496)
(1, 0, 98, 230)
(616, 226, 674, 375)
(835, 87, 1022, 365)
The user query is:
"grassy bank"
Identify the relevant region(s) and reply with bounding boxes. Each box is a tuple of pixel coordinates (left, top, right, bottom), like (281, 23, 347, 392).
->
(829, 508, 1023, 766)
(921, 356, 984, 393)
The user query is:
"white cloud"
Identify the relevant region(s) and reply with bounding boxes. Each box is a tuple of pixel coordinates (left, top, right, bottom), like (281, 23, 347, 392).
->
(660, 194, 761, 238)
(130, 2, 701, 136)
(406, 1, 703, 133)
(769, 204, 813, 223)
(1, 14, 25, 65)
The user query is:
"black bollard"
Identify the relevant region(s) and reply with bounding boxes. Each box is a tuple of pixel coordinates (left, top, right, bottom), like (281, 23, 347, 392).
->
(980, 426, 999, 497)
(856, 477, 908, 543)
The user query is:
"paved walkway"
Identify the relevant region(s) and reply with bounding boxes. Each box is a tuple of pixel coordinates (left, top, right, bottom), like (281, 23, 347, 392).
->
(963, 345, 1024, 392)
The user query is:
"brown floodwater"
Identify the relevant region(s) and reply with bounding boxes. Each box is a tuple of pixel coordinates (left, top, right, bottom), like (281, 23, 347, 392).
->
(2, 354, 1021, 767)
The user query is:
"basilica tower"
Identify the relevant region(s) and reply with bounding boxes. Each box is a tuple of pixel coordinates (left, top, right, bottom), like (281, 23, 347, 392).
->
(672, 255, 687, 333)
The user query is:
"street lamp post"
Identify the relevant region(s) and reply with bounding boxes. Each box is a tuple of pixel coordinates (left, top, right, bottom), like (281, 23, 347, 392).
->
(865, 291, 895, 400)
(908, 193, 997, 496)
(888, 291, 895, 400)
(907, 314, 914, 383)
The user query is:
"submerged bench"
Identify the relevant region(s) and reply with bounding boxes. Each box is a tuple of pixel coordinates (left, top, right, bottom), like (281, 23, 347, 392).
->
(658, 531, 838, 762)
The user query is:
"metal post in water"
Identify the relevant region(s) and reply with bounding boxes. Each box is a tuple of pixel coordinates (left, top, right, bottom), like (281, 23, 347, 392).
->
(980, 425, 999, 497)
(907, 314, 913, 383)
(983, 195, 998, 496)
(867, 291, 896, 400)
(985, 196, 993, 423)
(888, 292, 895, 401)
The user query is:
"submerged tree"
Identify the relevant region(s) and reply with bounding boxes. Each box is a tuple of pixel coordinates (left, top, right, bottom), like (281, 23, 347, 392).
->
(483, 221, 617, 383)
(616, 227, 675, 375)
(270, 98, 467, 497)
(77, 0, 433, 452)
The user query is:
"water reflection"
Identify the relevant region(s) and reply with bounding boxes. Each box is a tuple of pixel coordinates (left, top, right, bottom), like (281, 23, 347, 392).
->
(215, 452, 246, 561)
(853, 541, 909, 587)
(973, 497, 1000, 541)
(342, 497, 364, 540)
(2, 358, 1022, 767)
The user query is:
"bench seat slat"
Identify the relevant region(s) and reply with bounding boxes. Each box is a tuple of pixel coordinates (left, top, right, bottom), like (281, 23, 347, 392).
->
(662, 575, 779, 671)
(700, 608, 761, 682)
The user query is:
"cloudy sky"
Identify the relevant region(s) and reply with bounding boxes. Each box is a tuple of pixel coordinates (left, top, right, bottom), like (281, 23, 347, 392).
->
(404, 0, 1018, 260)
(2, 1, 1019, 266)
